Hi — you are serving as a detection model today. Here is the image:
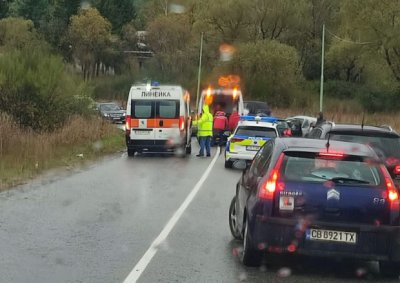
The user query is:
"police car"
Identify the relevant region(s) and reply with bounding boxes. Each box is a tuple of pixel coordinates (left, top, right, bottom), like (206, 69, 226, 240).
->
(225, 115, 280, 168)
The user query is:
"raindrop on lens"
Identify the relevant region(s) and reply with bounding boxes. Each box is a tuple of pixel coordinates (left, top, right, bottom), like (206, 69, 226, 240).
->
(277, 267, 292, 278)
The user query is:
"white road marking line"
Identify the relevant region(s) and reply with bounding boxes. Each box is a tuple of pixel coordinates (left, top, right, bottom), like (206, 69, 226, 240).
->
(123, 147, 221, 283)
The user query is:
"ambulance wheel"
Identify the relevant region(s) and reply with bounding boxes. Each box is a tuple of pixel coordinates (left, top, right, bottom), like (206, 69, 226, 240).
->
(185, 142, 192, 154)
(225, 160, 233, 168)
(127, 148, 135, 157)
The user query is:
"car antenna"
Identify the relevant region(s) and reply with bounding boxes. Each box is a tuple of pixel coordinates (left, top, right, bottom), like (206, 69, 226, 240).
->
(361, 112, 365, 131)
(326, 132, 331, 152)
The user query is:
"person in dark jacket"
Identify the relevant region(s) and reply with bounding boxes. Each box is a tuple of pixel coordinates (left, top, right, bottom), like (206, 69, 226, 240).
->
(316, 112, 325, 126)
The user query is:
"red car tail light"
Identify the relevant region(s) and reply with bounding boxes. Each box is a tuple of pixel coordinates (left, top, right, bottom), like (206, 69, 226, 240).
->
(258, 153, 285, 200)
(381, 165, 399, 203)
(394, 165, 400, 175)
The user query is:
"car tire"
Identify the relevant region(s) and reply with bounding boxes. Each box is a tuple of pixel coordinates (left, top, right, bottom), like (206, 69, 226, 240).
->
(241, 218, 263, 267)
(380, 261, 400, 277)
(127, 148, 135, 157)
(225, 160, 233, 168)
(229, 197, 242, 240)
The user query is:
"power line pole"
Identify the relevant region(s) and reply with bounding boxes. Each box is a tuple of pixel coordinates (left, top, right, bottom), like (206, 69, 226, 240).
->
(195, 32, 204, 111)
(320, 24, 325, 113)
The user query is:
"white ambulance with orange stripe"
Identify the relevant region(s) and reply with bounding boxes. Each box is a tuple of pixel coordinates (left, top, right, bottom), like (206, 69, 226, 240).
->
(125, 82, 192, 157)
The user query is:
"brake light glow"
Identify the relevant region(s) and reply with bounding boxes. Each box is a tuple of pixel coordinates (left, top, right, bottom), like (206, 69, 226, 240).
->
(179, 116, 185, 131)
(232, 87, 238, 99)
(258, 153, 285, 200)
(380, 165, 399, 202)
(206, 86, 212, 97)
(125, 115, 131, 135)
(394, 165, 400, 175)
(318, 151, 345, 159)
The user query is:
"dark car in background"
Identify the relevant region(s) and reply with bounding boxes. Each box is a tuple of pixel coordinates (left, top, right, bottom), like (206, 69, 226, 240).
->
(244, 101, 271, 116)
(97, 102, 126, 123)
(307, 123, 400, 184)
(229, 138, 400, 275)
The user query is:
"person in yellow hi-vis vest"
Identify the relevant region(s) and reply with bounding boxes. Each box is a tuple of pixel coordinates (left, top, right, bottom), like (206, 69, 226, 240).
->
(196, 104, 213, 157)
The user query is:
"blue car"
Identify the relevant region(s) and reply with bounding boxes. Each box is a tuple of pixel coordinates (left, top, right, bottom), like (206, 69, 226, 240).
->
(229, 137, 400, 275)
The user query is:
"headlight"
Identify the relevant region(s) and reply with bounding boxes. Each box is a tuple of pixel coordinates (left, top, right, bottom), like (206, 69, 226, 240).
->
(123, 113, 126, 116)
(103, 113, 109, 117)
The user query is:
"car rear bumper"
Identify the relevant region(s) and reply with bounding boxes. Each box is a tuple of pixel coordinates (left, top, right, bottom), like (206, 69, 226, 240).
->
(126, 138, 184, 152)
(225, 151, 256, 161)
(250, 216, 400, 261)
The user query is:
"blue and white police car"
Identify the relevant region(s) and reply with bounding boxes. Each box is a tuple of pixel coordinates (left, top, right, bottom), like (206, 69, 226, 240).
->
(225, 115, 280, 168)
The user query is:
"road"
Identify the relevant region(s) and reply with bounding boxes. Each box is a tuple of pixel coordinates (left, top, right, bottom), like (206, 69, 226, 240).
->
(0, 138, 398, 283)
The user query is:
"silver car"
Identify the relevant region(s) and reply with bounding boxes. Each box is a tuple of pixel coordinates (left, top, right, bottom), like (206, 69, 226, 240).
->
(286, 115, 317, 136)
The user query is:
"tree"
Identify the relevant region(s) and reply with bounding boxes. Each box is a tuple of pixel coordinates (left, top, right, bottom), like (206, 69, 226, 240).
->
(40, 0, 81, 46)
(146, 14, 198, 84)
(196, 0, 249, 43)
(0, 0, 13, 18)
(325, 40, 364, 82)
(0, 17, 45, 51)
(9, 0, 49, 26)
(340, 0, 400, 82)
(230, 40, 302, 107)
(67, 8, 112, 80)
(93, 0, 136, 34)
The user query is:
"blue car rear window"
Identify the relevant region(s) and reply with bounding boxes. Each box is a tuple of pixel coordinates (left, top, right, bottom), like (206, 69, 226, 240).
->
(282, 154, 381, 186)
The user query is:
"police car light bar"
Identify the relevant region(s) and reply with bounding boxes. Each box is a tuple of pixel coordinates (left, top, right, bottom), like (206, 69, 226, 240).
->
(240, 115, 279, 123)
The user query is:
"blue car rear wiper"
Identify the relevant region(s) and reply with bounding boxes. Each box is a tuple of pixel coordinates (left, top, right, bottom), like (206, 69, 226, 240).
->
(329, 177, 370, 184)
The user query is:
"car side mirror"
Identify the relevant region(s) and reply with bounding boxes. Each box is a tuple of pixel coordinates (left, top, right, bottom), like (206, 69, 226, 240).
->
(310, 122, 316, 128)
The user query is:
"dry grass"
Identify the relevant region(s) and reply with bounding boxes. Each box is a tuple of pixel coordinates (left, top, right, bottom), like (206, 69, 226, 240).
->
(0, 114, 124, 190)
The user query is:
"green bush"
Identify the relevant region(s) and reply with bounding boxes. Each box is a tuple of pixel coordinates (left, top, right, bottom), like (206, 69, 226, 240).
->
(357, 88, 400, 113)
(0, 49, 93, 131)
(324, 80, 362, 99)
(91, 75, 135, 102)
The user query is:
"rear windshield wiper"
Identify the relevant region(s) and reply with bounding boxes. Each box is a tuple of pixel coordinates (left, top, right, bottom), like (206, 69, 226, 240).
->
(329, 177, 370, 184)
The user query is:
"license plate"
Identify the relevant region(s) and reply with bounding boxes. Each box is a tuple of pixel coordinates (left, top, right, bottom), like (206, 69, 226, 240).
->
(134, 130, 150, 135)
(306, 229, 357, 244)
(246, 145, 260, 151)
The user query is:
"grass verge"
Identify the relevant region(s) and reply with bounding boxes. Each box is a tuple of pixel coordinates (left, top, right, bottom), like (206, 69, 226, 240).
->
(0, 115, 125, 191)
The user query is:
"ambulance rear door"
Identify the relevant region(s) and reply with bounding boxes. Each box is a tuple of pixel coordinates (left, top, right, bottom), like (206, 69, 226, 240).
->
(130, 100, 156, 144)
(154, 99, 181, 145)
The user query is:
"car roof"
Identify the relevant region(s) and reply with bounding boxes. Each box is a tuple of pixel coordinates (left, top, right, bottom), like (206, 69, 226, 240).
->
(237, 120, 277, 128)
(319, 123, 399, 136)
(286, 115, 317, 121)
(244, 101, 269, 105)
(278, 137, 377, 158)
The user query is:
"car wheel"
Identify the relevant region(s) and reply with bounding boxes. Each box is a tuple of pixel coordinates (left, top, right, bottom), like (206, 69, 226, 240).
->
(225, 160, 233, 168)
(380, 261, 400, 277)
(229, 197, 242, 240)
(241, 218, 263, 267)
(127, 148, 135, 157)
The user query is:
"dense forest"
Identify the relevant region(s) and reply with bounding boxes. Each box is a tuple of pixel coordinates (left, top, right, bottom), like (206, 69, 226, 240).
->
(1, 0, 400, 131)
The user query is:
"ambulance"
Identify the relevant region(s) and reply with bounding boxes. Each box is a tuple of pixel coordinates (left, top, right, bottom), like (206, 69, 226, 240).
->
(125, 82, 192, 157)
(197, 87, 244, 117)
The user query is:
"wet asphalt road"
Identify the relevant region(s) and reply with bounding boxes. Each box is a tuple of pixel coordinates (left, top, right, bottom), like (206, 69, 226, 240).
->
(0, 138, 399, 283)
